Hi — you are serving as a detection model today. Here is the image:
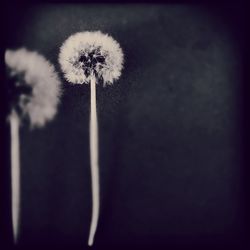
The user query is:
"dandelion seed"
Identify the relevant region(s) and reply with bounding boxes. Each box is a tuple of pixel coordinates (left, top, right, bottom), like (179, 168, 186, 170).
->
(5, 48, 62, 244)
(59, 31, 124, 246)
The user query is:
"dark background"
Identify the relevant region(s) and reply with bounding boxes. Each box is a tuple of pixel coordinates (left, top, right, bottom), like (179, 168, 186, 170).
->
(0, 2, 248, 250)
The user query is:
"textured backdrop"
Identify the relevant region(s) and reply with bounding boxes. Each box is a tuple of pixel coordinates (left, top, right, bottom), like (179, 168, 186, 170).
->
(2, 3, 246, 249)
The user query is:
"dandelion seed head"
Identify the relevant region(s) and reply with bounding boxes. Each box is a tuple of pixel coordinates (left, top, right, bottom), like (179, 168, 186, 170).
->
(5, 48, 62, 128)
(59, 31, 124, 85)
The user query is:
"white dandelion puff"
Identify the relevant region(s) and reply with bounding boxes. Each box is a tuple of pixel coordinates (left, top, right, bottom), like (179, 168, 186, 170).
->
(5, 48, 62, 128)
(5, 48, 62, 244)
(58, 31, 124, 246)
(59, 31, 124, 86)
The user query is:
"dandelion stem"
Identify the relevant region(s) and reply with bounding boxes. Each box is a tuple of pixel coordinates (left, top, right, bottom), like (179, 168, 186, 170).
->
(10, 110, 20, 244)
(88, 74, 100, 246)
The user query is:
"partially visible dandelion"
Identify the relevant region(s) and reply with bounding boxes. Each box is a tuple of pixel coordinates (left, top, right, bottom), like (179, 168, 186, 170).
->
(5, 48, 61, 128)
(5, 48, 62, 244)
(59, 31, 124, 246)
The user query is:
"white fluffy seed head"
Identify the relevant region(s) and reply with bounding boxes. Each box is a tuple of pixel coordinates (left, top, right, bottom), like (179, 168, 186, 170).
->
(5, 48, 62, 128)
(58, 31, 124, 85)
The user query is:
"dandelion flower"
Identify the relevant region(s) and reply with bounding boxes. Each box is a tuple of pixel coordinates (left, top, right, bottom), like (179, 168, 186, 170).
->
(5, 48, 62, 127)
(59, 31, 123, 86)
(58, 31, 124, 246)
(5, 48, 62, 244)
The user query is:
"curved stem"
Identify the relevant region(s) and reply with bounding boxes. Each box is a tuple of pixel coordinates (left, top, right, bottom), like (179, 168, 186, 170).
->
(88, 75, 100, 246)
(10, 110, 20, 244)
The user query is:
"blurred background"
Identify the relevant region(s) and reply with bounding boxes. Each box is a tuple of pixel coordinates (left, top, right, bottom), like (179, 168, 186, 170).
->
(0, 2, 247, 249)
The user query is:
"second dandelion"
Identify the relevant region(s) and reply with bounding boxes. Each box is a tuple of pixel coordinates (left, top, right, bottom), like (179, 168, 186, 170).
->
(5, 48, 62, 244)
(59, 31, 124, 246)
